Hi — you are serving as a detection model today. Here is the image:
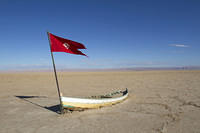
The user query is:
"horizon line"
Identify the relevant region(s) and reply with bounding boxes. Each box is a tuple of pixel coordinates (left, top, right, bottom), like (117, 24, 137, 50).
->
(1, 66, 200, 72)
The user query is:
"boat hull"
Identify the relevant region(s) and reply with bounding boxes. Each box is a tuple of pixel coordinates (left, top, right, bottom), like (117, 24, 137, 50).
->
(61, 89, 128, 110)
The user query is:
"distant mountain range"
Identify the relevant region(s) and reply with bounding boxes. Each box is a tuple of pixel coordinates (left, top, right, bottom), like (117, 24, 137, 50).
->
(56, 66, 200, 72)
(1, 66, 200, 72)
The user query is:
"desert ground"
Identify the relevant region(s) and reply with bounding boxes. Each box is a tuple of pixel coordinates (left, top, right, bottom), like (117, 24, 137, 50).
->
(0, 70, 200, 133)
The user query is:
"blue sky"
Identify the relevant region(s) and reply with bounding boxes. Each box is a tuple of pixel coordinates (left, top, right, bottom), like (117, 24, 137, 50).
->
(0, 0, 200, 70)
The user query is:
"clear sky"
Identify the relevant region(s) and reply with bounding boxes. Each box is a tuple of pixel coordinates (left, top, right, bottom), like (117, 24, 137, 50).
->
(0, 0, 200, 70)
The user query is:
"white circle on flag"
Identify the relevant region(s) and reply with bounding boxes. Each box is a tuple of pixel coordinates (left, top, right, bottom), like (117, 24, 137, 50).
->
(63, 43, 70, 49)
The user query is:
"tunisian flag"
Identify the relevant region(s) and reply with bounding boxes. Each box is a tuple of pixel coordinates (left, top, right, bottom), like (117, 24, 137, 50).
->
(48, 33, 87, 56)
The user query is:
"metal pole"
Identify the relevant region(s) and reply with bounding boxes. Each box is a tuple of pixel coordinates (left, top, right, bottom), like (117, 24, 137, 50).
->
(47, 32, 64, 114)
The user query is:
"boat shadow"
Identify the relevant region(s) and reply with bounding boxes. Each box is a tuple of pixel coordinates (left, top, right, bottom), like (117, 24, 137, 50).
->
(15, 95, 61, 114)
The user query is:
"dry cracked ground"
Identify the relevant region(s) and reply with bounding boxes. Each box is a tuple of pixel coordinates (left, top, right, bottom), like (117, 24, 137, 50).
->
(0, 70, 200, 133)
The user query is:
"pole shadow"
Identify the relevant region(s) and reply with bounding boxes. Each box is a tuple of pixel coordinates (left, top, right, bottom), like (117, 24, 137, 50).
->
(15, 95, 61, 114)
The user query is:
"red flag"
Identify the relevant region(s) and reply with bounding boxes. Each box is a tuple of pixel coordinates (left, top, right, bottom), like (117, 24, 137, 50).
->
(49, 33, 87, 56)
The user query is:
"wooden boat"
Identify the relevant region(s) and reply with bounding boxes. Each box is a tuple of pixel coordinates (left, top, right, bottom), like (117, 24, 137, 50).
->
(61, 88, 128, 110)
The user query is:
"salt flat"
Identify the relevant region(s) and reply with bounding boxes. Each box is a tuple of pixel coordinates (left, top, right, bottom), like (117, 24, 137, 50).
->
(0, 70, 200, 133)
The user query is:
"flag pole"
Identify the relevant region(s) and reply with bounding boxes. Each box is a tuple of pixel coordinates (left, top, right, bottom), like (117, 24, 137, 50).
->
(47, 32, 64, 114)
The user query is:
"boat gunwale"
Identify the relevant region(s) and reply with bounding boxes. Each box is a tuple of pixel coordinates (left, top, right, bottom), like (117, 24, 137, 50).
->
(61, 89, 128, 104)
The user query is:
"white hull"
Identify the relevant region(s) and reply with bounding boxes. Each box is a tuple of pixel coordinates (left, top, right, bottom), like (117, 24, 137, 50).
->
(61, 89, 128, 109)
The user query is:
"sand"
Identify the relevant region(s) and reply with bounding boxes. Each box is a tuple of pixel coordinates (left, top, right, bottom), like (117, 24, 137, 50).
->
(0, 70, 200, 133)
